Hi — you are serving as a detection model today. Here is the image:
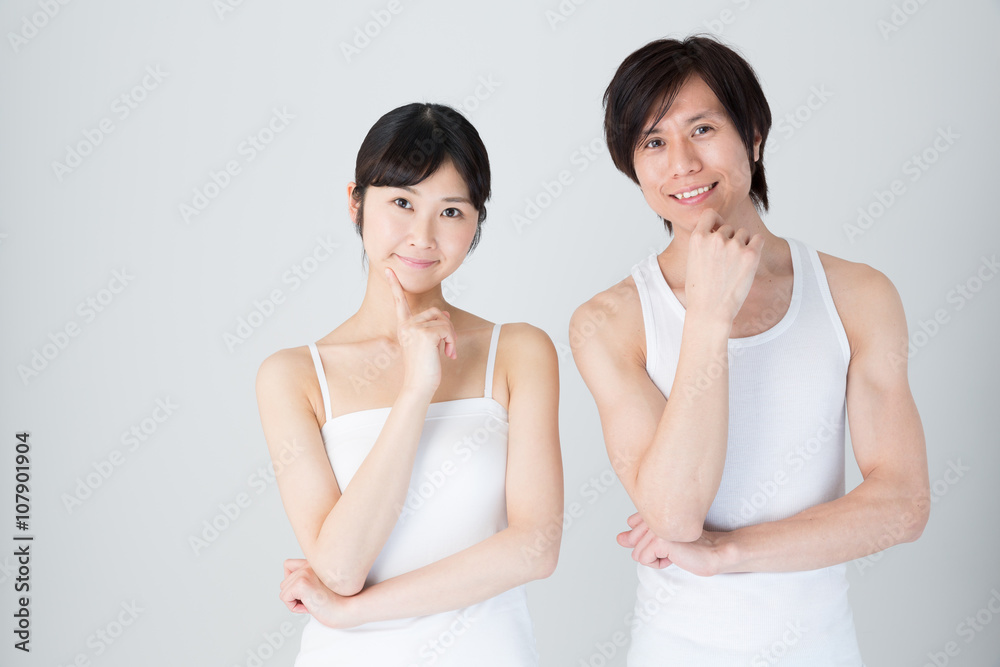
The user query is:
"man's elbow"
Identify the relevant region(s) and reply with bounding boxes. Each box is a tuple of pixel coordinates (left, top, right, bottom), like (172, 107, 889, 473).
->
(899, 488, 931, 543)
(635, 480, 708, 542)
(531, 547, 560, 581)
(643, 507, 705, 543)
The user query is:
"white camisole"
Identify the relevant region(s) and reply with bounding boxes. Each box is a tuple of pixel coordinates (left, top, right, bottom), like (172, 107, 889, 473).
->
(626, 237, 866, 666)
(294, 322, 539, 667)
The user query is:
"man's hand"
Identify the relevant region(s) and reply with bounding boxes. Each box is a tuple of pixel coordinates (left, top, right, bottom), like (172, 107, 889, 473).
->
(279, 558, 359, 629)
(617, 513, 732, 577)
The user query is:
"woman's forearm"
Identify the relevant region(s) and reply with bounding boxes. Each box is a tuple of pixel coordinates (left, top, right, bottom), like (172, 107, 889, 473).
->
(338, 524, 556, 626)
(309, 388, 432, 595)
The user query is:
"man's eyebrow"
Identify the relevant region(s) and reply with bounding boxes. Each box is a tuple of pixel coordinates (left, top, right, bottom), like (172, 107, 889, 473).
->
(644, 109, 727, 134)
(391, 185, 471, 205)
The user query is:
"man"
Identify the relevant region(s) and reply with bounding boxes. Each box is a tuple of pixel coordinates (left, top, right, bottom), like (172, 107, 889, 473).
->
(570, 35, 929, 665)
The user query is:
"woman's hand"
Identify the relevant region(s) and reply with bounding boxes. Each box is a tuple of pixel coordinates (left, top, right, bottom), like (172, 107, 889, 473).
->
(279, 559, 360, 629)
(684, 209, 765, 328)
(616, 512, 732, 577)
(384, 267, 457, 397)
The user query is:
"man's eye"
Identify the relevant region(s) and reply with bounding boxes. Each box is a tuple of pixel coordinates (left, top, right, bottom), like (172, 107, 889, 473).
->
(694, 126, 712, 135)
(646, 139, 663, 148)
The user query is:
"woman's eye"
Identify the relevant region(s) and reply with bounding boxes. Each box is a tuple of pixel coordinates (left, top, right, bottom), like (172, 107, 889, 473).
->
(442, 208, 462, 218)
(393, 198, 412, 209)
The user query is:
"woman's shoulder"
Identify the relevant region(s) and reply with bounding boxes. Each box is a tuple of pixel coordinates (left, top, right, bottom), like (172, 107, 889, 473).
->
(255, 343, 316, 393)
(495, 322, 558, 369)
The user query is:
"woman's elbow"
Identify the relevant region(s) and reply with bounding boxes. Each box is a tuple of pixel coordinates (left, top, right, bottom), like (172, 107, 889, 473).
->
(516, 523, 561, 581)
(312, 560, 367, 597)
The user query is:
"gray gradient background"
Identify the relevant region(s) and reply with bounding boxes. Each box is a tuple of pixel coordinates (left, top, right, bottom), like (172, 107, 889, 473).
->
(2, 1, 999, 665)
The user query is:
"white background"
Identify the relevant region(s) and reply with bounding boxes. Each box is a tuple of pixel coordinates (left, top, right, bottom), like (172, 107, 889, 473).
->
(2, 1, 999, 665)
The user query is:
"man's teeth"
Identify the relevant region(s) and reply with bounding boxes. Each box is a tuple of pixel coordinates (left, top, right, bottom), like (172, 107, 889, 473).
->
(674, 184, 714, 199)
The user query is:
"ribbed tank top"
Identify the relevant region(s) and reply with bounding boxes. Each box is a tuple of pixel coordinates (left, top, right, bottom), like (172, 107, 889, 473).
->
(626, 237, 865, 666)
(294, 323, 538, 666)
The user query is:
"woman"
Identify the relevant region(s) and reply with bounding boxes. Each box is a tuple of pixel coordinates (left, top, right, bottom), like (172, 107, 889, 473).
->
(254, 102, 562, 666)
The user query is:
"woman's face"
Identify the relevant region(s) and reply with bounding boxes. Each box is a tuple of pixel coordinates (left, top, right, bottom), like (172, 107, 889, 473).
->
(350, 159, 479, 294)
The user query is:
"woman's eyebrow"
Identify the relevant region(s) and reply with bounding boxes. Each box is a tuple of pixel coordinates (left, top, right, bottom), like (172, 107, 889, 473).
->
(391, 185, 470, 205)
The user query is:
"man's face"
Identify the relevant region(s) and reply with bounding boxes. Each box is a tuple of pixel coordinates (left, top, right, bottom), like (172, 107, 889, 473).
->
(632, 74, 761, 233)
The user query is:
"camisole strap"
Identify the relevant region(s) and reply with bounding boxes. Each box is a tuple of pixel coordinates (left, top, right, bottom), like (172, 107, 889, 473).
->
(483, 323, 502, 400)
(307, 342, 333, 425)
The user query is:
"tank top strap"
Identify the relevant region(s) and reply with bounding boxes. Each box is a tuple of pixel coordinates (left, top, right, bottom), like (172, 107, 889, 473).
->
(483, 323, 502, 400)
(307, 342, 333, 425)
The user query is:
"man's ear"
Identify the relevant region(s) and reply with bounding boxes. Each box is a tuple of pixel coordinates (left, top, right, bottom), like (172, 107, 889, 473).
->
(347, 182, 361, 226)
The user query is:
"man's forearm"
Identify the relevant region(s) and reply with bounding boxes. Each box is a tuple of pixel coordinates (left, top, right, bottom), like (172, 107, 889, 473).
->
(716, 474, 930, 573)
(635, 314, 733, 540)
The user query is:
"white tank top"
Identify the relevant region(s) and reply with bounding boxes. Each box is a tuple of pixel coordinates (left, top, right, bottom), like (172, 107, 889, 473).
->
(626, 237, 865, 666)
(294, 323, 538, 666)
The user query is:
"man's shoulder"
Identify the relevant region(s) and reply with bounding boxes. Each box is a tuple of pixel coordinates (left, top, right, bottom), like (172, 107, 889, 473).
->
(815, 248, 898, 306)
(814, 248, 904, 356)
(569, 274, 645, 358)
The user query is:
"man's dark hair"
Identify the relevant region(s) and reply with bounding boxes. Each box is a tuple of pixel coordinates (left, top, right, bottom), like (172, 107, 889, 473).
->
(603, 34, 772, 234)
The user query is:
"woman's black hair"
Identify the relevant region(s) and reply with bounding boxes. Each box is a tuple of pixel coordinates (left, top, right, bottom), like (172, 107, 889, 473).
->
(352, 102, 491, 264)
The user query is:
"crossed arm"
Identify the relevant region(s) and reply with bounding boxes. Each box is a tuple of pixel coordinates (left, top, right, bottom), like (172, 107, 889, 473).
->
(571, 266, 930, 576)
(255, 324, 562, 627)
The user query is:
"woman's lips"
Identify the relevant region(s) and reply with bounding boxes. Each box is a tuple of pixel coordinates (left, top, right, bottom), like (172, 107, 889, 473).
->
(396, 255, 438, 269)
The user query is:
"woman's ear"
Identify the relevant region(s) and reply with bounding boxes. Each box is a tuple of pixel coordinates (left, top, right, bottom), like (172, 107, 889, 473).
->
(347, 182, 361, 226)
(752, 130, 762, 163)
